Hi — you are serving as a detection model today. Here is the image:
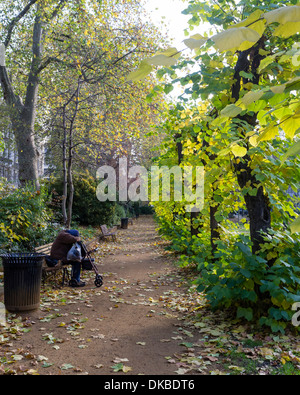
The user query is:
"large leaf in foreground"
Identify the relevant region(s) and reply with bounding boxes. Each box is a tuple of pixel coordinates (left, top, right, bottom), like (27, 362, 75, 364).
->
(126, 61, 152, 82)
(290, 216, 300, 234)
(212, 26, 261, 52)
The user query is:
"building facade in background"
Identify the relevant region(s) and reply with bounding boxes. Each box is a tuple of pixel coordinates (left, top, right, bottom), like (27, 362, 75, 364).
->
(0, 128, 47, 185)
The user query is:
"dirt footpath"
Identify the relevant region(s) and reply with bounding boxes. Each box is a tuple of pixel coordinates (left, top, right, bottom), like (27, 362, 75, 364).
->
(0, 216, 199, 376)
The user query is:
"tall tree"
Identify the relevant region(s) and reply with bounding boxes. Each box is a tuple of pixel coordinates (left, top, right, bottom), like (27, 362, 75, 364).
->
(0, 0, 164, 188)
(0, 0, 69, 186)
(36, 0, 165, 226)
(130, 0, 300, 256)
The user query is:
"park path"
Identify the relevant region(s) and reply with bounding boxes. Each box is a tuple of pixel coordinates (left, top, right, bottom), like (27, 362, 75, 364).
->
(0, 215, 200, 376)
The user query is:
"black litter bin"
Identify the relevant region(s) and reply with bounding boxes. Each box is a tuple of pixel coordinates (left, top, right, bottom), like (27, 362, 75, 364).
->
(121, 217, 129, 229)
(1, 253, 44, 312)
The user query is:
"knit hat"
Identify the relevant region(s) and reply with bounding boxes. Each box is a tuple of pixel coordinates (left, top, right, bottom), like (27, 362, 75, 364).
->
(66, 229, 80, 237)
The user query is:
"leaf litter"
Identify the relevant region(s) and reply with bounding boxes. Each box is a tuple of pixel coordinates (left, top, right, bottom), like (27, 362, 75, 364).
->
(1, 219, 300, 375)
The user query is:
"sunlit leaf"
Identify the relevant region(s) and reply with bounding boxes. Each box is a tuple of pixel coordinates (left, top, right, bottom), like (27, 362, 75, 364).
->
(258, 56, 276, 73)
(290, 216, 300, 233)
(146, 54, 178, 67)
(273, 21, 300, 38)
(146, 47, 180, 67)
(220, 104, 243, 118)
(231, 145, 247, 157)
(281, 140, 300, 163)
(184, 34, 207, 50)
(264, 5, 300, 25)
(246, 20, 266, 37)
(257, 124, 278, 142)
(285, 76, 300, 92)
(212, 27, 261, 52)
(126, 61, 153, 82)
(231, 9, 264, 29)
(249, 135, 259, 147)
(241, 90, 264, 106)
(281, 114, 300, 139)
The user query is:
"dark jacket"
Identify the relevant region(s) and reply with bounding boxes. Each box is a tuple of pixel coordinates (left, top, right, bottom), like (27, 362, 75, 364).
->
(50, 230, 80, 263)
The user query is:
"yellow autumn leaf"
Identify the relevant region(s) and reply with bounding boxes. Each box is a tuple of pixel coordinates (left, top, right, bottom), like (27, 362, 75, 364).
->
(247, 20, 266, 37)
(257, 124, 278, 142)
(281, 140, 300, 164)
(212, 27, 261, 53)
(267, 251, 277, 261)
(230, 10, 264, 29)
(258, 55, 276, 73)
(184, 34, 207, 50)
(220, 104, 243, 118)
(260, 348, 274, 357)
(281, 114, 300, 139)
(290, 216, 300, 234)
(273, 21, 300, 38)
(126, 61, 153, 82)
(122, 365, 132, 373)
(264, 5, 300, 25)
(249, 135, 259, 147)
(241, 90, 265, 106)
(231, 145, 247, 157)
(146, 47, 180, 67)
(281, 299, 291, 310)
(146, 54, 178, 67)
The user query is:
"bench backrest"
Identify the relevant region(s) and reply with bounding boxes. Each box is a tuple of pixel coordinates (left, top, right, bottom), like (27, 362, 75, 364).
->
(35, 243, 53, 255)
(35, 238, 95, 257)
(100, 225, 109, 235)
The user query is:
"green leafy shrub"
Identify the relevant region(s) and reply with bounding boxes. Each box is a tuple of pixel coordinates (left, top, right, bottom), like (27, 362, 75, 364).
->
(111, 204, 126, 225)
(139, 204, 154, 215)
(154, 192, 300, 333)
(196, 231, 300, 333)
(48, 171, 126, 227)
(0, 180, 59, 252)
(72, 173, 116, 226)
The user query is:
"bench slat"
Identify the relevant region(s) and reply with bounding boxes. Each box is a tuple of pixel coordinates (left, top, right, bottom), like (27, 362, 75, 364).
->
(100, 225, 117, 241)
(35, 243, 53, 255)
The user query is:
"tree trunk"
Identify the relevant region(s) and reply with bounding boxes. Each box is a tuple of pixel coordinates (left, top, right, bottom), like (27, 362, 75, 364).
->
(0, 11, 43, 188)
(210, 203, 220, 253)
(232, 39, 271, 258)
(234, 156, 271, 255)
(14, 111, 39, 186)
(191, 211, 201, 237)
(197, 125, 220, 252)
(62, 106, 68, 226)
(66, 128, 74, 229)
(62, 80, 80, 229)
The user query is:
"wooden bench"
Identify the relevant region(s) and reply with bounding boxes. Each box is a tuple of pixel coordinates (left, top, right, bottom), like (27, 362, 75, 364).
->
(35, 243, 70, 286)
(100, 225, 117, 241)
(35, 238, 98, 286)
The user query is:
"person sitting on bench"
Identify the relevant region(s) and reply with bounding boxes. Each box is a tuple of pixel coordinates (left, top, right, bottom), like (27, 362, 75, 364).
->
(50, 229, 86, 287)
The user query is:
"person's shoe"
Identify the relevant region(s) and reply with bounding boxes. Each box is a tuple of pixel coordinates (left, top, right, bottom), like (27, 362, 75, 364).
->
(69, 279, 85, 287)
